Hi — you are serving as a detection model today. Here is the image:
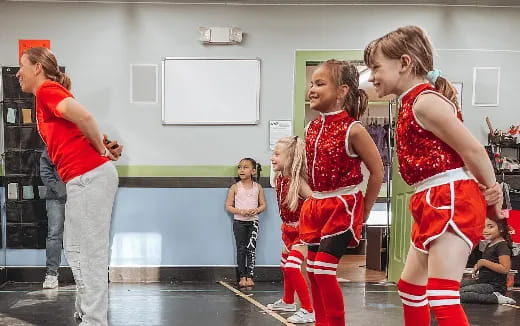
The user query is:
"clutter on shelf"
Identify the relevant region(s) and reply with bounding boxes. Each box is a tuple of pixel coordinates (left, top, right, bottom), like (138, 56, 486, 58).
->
(485, 117, 520, 173)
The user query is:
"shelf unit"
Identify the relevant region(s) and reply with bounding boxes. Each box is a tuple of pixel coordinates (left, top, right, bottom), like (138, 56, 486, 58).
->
(2, 66, 47, 249)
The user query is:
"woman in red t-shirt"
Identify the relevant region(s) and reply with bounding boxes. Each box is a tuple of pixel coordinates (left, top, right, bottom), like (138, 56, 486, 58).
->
(17, 47, 122, 326)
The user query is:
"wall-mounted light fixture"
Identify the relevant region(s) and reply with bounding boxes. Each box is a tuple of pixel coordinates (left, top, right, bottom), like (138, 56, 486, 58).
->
(199, 27, 243, 45)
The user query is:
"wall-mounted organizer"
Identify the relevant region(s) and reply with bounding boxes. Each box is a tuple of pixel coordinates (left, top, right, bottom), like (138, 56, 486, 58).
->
(1, 66, 48, 248)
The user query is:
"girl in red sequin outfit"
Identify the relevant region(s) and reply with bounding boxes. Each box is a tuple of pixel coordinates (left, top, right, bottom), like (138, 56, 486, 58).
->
(267, 136, 315, 324)
(301, 60, 384, 326)
(364, 26, 504, 326)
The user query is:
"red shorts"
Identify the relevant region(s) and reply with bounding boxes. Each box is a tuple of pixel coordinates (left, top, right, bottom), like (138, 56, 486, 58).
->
(409, 179, 485, 253)
(281, 223, 303, 251)
(508, 210, 520, 243)
(300, 191, 364, 247)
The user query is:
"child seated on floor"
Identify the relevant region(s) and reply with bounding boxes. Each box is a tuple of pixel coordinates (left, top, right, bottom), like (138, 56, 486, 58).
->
(460, 218, 517, 304)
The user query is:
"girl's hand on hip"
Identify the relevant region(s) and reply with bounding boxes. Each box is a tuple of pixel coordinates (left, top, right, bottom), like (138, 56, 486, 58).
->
(479, 182, 503, 206)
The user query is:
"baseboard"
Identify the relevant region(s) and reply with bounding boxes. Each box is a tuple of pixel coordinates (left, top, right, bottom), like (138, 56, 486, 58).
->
(6, 267, 74, 283)
(5, 266, 283, 283)
(108, 266, 283, 283)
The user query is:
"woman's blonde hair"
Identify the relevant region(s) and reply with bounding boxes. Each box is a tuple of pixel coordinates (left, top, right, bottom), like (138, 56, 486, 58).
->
(275, 136, 307, 212)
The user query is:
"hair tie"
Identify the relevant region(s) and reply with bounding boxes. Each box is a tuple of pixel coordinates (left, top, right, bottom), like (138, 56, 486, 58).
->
(426, 69, 442, 84)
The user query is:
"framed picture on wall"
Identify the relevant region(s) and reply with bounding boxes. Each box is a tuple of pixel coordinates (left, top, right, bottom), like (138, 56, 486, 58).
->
(472, 67, 501, 107)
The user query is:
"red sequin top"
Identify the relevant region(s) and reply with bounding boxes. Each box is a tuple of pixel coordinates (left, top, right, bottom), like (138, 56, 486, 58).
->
(396, 83, 464, 185)
(275, 175, 304, 223)
(306, 110, 363, 192)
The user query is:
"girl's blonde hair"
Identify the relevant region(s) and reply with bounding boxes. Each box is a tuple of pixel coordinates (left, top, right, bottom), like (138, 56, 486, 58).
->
(275, 136, 307, 212)
(364, 25, 460, 112)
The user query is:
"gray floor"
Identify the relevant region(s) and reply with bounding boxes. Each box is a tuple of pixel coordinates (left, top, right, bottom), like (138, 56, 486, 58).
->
(0, 282, 518, 325)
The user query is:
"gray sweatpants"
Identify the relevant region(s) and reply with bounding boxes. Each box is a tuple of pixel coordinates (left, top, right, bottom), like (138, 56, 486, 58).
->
(64, 162, 118, 326)
(460, 279, 500, 304)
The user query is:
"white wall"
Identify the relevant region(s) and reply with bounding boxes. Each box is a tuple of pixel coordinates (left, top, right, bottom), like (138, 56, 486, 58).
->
(1, 3, 519, 168)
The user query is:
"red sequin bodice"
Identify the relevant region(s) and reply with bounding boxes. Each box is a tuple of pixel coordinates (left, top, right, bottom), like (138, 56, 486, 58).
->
(275, 176, 303, 223)
(396, 83, 464, 185)
(306, 110, 363, 192)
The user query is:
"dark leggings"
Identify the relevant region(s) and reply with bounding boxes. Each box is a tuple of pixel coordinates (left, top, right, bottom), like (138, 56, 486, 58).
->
(308, 231, 354, 259)
(460, 279, 501, 304)
(233, 220, 259, 278)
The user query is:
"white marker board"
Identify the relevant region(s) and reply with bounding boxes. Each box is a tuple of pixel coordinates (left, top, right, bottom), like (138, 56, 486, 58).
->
(162, 57, 260, 124)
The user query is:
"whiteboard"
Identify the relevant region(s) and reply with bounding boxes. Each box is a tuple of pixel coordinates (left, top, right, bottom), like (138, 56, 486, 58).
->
(162, 57, 260, 125)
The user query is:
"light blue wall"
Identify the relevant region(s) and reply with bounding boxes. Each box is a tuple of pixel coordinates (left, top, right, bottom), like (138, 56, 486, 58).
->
(109, 187, 282, 266)
(2, 187, 389, 267)
(4, 187, 284, 267)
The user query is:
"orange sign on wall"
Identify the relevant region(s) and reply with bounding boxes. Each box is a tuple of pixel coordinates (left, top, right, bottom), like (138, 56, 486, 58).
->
(18, 39, 51, 61)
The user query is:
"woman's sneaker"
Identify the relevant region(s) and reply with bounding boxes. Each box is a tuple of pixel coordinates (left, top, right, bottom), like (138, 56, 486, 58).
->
(287, 308, 315, 324)
(42, 274, 58, 289)
(267, 299, 297, 312)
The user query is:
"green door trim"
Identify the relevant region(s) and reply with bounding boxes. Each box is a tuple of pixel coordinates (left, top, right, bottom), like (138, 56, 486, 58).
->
(115, 165, 272, 177)
(387, 153, 415, 282)
(115, 165, 244, 177)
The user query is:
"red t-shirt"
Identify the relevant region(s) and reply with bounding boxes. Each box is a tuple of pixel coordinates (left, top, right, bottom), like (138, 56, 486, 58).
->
(36, 81, 108, 183)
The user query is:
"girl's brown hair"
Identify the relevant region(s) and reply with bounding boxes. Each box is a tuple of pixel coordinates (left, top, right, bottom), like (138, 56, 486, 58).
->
(236, 158, 262, 183)
(364, 25, 460, 111)
(319, 59, 368, 120)
(23, 47, 71, 90)
(496, 218, 513, 249)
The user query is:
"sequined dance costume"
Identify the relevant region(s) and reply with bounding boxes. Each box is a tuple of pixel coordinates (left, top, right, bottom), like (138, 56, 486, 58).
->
(276, 175, 305, 251)
(275, 175, 314, 314)
(397, 83, 485, 253)
(300, 110, 364, 247)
